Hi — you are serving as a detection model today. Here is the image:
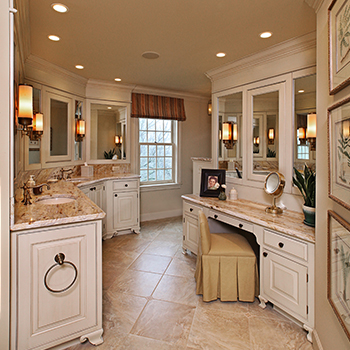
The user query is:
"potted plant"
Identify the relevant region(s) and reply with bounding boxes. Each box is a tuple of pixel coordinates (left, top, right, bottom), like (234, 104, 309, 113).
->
(293, 165, 316, 227)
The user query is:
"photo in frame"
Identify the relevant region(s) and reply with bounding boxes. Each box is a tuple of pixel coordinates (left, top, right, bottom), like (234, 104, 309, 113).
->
(200, 169, 226, 197)
(328, 210, 350, 341)
(329, 0, 350, 94)
(328, 97, 350, 210)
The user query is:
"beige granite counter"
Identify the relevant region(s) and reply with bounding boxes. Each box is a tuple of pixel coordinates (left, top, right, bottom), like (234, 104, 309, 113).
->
(182, 194, 315, 244)
(70, 173, 140, 187)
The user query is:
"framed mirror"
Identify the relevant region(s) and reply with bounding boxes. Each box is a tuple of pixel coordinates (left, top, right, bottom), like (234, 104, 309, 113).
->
(264, 171, 285, 214)
(88, 101, 129, 162)
(217, 91, 243, 178)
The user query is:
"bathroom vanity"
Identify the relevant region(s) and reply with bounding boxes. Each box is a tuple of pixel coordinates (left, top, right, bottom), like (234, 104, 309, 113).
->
(182, 194, 315, 342)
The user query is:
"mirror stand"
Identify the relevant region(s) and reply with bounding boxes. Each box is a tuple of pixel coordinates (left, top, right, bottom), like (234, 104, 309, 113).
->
(264, 172, 285, 215)
(265, 196, 283, 214)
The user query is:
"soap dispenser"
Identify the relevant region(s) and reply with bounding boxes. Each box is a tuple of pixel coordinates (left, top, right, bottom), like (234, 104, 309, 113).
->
(27, 175, 36, 187)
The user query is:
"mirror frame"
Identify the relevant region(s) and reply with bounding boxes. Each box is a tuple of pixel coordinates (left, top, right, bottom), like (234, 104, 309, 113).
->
(86, 99, 131, 164)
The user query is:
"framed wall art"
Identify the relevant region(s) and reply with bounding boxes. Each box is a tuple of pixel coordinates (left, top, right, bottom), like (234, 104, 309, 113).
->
(200, 169, 225, 197)
(329, 0, 350, 94)
(328, 210, 350, 341)
(328, 97, 350, 210)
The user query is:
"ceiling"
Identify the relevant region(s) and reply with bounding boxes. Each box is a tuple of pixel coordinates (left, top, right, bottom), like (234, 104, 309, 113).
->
(27, 0, 316, 96)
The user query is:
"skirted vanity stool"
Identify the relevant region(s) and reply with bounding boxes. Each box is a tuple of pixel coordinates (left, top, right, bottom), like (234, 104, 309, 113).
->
(195, 210, 259, 302)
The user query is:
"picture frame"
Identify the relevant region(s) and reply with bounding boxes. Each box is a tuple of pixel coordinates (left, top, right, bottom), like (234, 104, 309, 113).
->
(327, 210, 350, 341)
(329, 0, 350, 94)
(200, 169, 226, 197)
(328, 97, 350, 210)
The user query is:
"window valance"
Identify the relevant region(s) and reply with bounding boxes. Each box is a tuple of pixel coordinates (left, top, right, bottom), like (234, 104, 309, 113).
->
(131, 93, 186, 121)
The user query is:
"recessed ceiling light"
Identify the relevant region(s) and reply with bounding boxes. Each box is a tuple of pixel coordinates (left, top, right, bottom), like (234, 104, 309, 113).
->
(142, 51, 160, 59)
(48, 35, 60, 41)
(75, 65, 84, 70)
(114, 78, 122, 82)
(107, 107, 112, 110)
(298, 89, 305, 93)
(216, 52, 226, 58)
(260, 32, 272, 39)
(51, 3, 69, 13)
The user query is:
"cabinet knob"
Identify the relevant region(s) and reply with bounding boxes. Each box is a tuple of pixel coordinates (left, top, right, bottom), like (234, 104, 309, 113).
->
(214, 214, 218, 219)
(239, 223, 243, 228)
(125, 184, 128, 187)
(90, 187, 94, 191)
(190, 208, 193, 212)
(115, 194, 118, 197)
(263, 252, 268, 257)
(278, 242, 284, 248)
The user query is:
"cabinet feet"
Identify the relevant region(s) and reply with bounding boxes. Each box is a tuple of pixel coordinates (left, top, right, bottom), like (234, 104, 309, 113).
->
(182, 247, 187, 255)
(303, 324, 313, 343)
(80, 328, 104, 346)
(258, 295, 268, 309)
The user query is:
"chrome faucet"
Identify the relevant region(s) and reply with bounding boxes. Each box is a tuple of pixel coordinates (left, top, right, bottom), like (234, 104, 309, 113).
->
(32, 183, 50, 195)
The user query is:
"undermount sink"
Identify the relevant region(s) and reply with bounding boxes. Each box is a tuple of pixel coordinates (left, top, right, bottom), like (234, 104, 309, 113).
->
(36, 195, 76, 205)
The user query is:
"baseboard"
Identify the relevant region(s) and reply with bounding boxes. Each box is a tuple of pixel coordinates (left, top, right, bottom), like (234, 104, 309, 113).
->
(141, 209, 182, 222)
(312, 329, 324, 350)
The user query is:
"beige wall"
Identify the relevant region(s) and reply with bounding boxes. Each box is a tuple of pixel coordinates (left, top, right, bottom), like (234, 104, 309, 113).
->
(0, 1, 10, 349)
(139, 97, 211, 221)
(314, 2, 350, 349)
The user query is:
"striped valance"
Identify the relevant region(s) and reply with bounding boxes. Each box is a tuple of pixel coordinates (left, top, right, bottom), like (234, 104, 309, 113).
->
(131, 93, 186, 121)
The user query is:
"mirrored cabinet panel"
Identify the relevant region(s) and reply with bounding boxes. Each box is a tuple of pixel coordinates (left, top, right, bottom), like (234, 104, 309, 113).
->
(50, 99, 68, 156)
(294, 74, 316, 172)
(252, 90, 279, 175)
(218, 92, 242, 178)
(90, 103, 127, 160)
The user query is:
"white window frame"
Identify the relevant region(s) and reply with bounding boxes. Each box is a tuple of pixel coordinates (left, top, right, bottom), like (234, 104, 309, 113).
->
(137, 118, 180, 190)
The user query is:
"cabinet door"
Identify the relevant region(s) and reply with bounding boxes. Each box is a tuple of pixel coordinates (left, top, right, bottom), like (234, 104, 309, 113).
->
(93, 183, 104, 210)
(15, 222, 100, 350)
(113, 191, 138, 230)
(262, 249, 308, 319)
(183, 214, 199, 255)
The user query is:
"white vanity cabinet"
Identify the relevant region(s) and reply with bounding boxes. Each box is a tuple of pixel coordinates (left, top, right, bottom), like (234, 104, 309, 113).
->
(80, 182, 105, 210)
(11, 220, 103, 350)
(105, 177, 140, 239)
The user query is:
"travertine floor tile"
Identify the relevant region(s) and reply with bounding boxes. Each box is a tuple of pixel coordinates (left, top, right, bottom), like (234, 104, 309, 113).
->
(129, 253, 172, 274)
(165, 256, 196, 279)
(248, 315, 313, 350)
(143, 240, 181, 257)
(153, 274, 199, 306)
(102, 261, 129, 290)
(196, 297, 249, 314)
(131, 299, 195, 347)
(108, 269, 162, 297)
(119, 334, 182, 350)
(187, 308, 251, 350)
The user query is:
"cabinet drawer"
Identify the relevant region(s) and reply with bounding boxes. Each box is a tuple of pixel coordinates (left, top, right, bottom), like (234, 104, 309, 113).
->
(264, 229, 308, 262)
(208, 210, 254, 233)
(113, 180, 138, 191)
(183, 201, 202, 217)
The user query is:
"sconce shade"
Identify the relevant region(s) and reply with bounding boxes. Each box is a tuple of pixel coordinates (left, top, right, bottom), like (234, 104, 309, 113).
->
(115, 135, 123, 145)
(343, 119, 350, 139)
(115, 136, 120, 144)
(233, 123, 238, 141)
(222, 122, 232, 141)
(306, 113, 317, 138)
(120, 136, 123, 144)
(298, 127, 306, 140)
(18, 84, 33, 126)
(76, 119, 85, 136)
(268, 128, 274, 140)
(207, 101, 212, 116)
(33, 113, 43, 132)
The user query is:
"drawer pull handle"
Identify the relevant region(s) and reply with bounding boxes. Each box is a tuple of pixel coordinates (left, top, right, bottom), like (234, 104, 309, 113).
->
(115, 194, 118, 197)
(239, 223, 243, 228)
(125, 184, 128, 187)
(190, 208, 193, 212)
(278, 242, 284, 248)
(44, 253, 78, 294)
(214, 215, 218, 219)
(263, 252, 268, 257)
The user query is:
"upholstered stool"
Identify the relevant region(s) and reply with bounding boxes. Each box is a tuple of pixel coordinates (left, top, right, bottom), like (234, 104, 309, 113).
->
(195, 210, 259, 302)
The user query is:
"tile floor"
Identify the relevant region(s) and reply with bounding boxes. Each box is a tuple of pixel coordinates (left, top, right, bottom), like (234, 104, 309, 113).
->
(67, 217, 313, 350)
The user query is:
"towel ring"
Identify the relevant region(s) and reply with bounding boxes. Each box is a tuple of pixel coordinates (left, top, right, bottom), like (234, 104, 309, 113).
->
(44, 253, 78, 293)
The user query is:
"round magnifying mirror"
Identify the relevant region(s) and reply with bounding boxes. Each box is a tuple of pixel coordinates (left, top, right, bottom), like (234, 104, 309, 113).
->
(264, 172, 285, 214)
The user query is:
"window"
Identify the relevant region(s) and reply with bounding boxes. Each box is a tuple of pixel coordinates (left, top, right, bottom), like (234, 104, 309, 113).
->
(296, 129, 310, 160)
(139, 118, 178, 185)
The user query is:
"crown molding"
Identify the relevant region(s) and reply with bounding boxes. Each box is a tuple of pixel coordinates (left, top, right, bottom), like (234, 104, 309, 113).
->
(25, 55, 88, 87)
(304, 0, 324, 12)
(206, 32, 316, 82)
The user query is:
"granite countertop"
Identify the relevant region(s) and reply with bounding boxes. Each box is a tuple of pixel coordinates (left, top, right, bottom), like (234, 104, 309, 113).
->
(69, 173, 140, 187)
(182, 194, 315, 244)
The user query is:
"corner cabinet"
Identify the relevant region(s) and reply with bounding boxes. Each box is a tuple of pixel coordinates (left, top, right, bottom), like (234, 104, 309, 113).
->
(11, 220, 103, 350)
(182, 196, 315, 342)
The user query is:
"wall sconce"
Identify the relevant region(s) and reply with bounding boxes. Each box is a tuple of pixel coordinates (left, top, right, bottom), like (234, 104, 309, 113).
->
(222, 122, 237, 149)
(343, 119, 350, 139)
(298, 127, 306, 144)
(115, 135, 123, 146)
(29, 113, 44, 141)
(306, 113, 317, 151)
(268, 128, 274, 144)
(253, 136, 260, 146)
(207, 101, 212, 116)
(75, 119, 85, 142)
